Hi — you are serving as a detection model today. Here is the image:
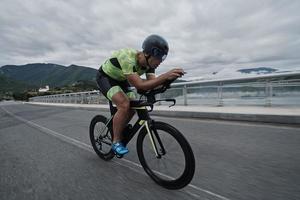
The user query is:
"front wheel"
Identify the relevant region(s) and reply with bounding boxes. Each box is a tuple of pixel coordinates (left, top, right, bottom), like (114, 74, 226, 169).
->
(89, 115, 114, 161)
(136, 121, 195, 189)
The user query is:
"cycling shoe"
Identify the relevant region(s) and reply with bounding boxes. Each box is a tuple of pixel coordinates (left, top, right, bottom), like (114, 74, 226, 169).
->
(112, 142, 129, 156)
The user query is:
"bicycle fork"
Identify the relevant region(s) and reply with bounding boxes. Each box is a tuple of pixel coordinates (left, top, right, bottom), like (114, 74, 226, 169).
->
(144, 120, 166, 159)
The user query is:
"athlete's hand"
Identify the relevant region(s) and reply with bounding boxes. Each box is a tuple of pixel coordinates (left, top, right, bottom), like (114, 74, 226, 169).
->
(164, 68, 185, 80)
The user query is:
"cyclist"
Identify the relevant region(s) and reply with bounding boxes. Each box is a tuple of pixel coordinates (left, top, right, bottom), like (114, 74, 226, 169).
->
(96, 34, 185, 156)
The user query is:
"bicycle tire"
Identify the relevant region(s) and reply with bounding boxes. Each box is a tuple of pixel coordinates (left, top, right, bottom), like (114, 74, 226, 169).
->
(136, 121, 195, 189)
(89, 115, 114, 161)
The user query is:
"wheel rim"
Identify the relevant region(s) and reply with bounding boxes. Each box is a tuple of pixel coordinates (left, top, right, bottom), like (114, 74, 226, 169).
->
(141, 129, 186, 181)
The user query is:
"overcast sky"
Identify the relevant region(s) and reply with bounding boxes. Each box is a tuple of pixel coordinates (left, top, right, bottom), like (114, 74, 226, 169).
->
(0, 0, 299, 79)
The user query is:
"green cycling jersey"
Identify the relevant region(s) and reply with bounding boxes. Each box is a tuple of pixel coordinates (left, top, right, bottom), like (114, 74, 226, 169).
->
(101, 48, 155, 81)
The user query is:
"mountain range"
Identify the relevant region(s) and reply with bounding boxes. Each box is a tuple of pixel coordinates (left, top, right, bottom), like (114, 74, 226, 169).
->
(0, 63, 97, 87)
(0, 63, 98, 95)
(0, 73, 34, 93)
(237, 67, 278, 74)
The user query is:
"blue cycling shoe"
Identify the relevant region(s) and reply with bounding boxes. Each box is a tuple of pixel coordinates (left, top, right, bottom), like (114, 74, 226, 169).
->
(112, 142, 129, 156)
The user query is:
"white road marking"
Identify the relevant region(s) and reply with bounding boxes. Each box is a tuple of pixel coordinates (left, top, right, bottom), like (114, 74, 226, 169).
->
(2, 106, 231, 200)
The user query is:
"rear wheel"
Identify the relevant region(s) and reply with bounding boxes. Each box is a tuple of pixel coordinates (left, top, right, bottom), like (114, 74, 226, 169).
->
(89, 115, 114, 161)
(137, 121, 195, 189)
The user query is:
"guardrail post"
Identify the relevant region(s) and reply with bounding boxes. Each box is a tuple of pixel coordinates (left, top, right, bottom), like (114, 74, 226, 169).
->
(183, 84, 187, 106)
(80, 93, 83, 104)
(157, 93, 162, 105)
(217, 82, 223, 106)
(265, 81, 272, 107)
(87, 92, 91, 104)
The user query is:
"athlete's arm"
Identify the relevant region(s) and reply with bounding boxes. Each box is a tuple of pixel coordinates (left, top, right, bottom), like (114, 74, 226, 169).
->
(126, 68, 184, 91)
(127, 74, 166, 91)
(146, 73, 156, 80)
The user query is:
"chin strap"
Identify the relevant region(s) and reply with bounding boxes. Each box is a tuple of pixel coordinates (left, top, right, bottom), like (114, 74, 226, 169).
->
(143, 52, 151, 68)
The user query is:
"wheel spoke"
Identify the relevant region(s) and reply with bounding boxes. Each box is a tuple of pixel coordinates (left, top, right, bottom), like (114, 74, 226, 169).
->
(89, 115, 114, 161)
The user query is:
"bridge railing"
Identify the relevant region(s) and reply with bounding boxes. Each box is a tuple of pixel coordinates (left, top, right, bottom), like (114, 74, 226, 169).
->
(29, 72, 300, 107)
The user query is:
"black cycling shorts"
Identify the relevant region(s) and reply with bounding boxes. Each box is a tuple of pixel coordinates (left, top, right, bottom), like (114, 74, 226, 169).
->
(96, 67, 136, 101)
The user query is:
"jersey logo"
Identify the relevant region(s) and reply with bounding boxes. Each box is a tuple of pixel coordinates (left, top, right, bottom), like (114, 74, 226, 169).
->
(110, 58, 121, 69)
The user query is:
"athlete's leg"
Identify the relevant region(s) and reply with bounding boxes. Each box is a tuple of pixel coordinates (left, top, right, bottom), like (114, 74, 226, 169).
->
(111, 91, 131, 143)
(125, 91, 136, 126)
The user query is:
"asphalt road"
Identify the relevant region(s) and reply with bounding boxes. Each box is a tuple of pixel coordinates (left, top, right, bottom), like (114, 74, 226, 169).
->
(1, 101, 300, 200)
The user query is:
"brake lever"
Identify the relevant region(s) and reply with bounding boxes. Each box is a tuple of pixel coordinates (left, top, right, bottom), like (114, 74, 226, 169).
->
(155, 99, 176, 107)
(166, 99, 176, 107)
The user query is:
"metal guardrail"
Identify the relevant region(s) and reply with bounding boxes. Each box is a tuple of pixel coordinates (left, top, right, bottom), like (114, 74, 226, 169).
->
(30, 90, 104, 104)
(29, 72, 300, 107)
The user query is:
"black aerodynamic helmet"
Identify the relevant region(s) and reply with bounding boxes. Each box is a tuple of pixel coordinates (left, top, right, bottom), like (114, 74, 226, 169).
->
(142, 34, 169, 61)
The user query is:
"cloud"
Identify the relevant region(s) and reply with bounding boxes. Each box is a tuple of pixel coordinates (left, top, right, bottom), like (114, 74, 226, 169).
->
(0, 0, 299, 79)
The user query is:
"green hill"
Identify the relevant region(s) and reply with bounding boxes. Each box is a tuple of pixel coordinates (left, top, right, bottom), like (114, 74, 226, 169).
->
(0, 63, 98, 87)
(0, 74, 37, 100)
(0, 74, 36, 93)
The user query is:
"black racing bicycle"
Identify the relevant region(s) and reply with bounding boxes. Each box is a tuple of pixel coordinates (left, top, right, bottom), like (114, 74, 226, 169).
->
(89, 80, 195, 189)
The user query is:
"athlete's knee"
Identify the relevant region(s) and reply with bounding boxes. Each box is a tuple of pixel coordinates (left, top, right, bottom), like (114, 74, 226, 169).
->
(116, 98, 130, 112)
(112, 91, 131, 112)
